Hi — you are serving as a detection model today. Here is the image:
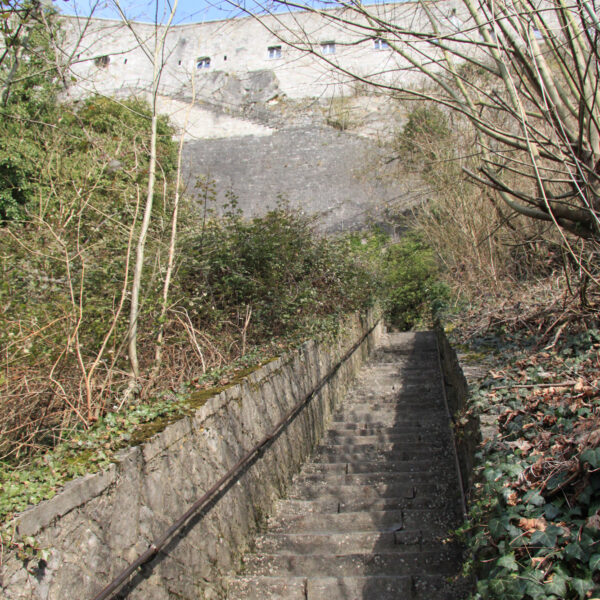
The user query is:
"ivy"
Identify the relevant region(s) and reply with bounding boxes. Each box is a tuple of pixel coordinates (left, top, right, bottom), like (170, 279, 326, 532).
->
(451, 323, 600, 599)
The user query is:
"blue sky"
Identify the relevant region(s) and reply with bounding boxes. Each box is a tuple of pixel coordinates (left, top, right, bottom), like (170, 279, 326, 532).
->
(56, 0, 306, 24)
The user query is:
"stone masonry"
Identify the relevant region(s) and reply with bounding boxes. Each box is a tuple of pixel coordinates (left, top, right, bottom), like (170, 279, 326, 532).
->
(181, 124, 411, 232)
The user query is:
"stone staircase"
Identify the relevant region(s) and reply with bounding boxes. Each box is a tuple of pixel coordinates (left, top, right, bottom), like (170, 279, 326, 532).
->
(226, 331, 466, 599)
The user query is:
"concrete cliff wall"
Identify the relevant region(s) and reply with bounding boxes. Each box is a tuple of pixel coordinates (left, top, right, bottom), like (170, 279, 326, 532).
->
(2, 311, 383, 600)
(182, 125, 411, 232)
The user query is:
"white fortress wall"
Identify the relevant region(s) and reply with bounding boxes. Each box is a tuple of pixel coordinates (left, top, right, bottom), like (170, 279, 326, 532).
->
(60, 0, 471, 103)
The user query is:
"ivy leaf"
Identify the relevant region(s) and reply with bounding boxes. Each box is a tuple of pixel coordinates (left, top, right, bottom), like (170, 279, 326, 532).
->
(497, 552, 519, 572)
(565, 542, 587, 561)
(524, 490, 545, 507)
(570, 577, 595, 599)
(490, 516, 509, 539)
(524, 579, 546, 600)
(544, 502, 561, 520)
(488, 576, 523, 600)
(589, 553, 600, 571)
(581, 449, 600, 469)
(545, 574, 567, 597)
(529, 529, 558, 549)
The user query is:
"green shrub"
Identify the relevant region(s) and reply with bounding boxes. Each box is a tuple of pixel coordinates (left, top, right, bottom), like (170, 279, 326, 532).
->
(383, 231, 448, 329)
(178, 206, 382, 342)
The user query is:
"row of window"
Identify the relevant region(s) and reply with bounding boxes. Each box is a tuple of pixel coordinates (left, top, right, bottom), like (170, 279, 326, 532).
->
(93, 38, 391, 71)
(195, 39, 389, 69)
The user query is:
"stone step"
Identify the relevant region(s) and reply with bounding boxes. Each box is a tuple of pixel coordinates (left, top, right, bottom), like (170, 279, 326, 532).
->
(224, 332, 465, 599)
(254, 531, 453, 555)
(226, 576, 306, 600)
(315, 441, 446, 456)
(226, 574, 462, 600)
(313, 448, 449, 463)
(339, 395, 443, 406)
(324, 423, 446, 436)
(331, 413, 446, 426)
(293, 471, 455, 490)
(332, 410, 446, 422)
(320, 432, 449, 446)
(242, 549, 461, 577)
(349, 382, 441, 393)
(349, 380, 442, 392)
(302, 458, 450, 475)
(287, 481, 455, 501)
(266, 508, 459, 534)
(274, 493, 459, 514)
(324, 422, 448, 435)
(226, 575, 410, 600)
(338, 401, 443, 412)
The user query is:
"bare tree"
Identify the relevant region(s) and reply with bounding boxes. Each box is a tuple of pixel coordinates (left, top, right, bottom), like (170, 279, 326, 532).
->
(111, 0, 180, 384)
(237, 0, 600, 243)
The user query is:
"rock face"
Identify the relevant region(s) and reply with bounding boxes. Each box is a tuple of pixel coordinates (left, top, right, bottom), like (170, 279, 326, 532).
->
(178, 70, 282, 108)
(1, 312, 382, 600)
(227, 331, 467, 599)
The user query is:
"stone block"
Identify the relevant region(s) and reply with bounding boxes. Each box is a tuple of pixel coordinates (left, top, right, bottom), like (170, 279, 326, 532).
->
(16, 466, 116, 537)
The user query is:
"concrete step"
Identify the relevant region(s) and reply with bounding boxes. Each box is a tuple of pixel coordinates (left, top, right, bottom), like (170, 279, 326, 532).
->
(302, 458, 450, 475)
(313, 448, 449, 463)
(286, 481, 456, 501)
(332, 409, 447, 422)
(331, 413, 446, 427)
(242, 549, 461, 577)
(339, 394, 443, 405)
(254, 531, 453, 555)
(265, 508, 459, 534)
(226, 573, 465, 600)
(226, 575, 411, 600)
(226, 576, 306, 600)
(315, 444, 447, 459)
(320, 431, 449, 446)
(323, 424, 447, 437)
(224, 331, 466, 599)
(292, 472, 456, 491)
(274, 493, 460, 514)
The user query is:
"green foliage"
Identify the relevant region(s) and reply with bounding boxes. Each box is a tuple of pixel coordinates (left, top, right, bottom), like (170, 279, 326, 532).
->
(178, 205, 381, 341)
(382, 231, 448, 329)
(0, 85, 177, 458)
(399, 104, 450, 164)
(0, 2, 61, 221)
(453, 325, 600, 600)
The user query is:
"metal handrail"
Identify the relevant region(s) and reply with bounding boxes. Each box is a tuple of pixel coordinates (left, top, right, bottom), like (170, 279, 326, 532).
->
(91, 319, 380, 600)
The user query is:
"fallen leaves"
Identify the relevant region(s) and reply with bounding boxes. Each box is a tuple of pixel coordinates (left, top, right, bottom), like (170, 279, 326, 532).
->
(451, 314, 600, 599)
(519, 517, 548, 532)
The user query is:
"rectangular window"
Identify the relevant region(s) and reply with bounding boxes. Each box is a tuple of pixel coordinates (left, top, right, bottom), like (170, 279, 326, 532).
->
(196, 57, 211, 69)
(373, 38, 389, 50)
(94, 55, 110, 68)
(268, 45, 282, 59)
(321, 42, 336, 55)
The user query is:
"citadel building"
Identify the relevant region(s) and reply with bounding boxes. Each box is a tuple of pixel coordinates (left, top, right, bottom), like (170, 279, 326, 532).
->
(62, 1, 466, 102)
(60, 1, 466, 231)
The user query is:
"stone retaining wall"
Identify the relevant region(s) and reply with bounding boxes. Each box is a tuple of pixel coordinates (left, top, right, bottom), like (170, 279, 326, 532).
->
(182, 125, 411, 232)
(435, 326, 481, 502)
(2, 310, 383, 600)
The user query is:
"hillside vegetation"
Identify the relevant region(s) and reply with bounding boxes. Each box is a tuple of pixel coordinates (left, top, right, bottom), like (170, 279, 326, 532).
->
(2, 4, 599, 597)
(395, 103, 600, 599)
(0, 9, 448, 558)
